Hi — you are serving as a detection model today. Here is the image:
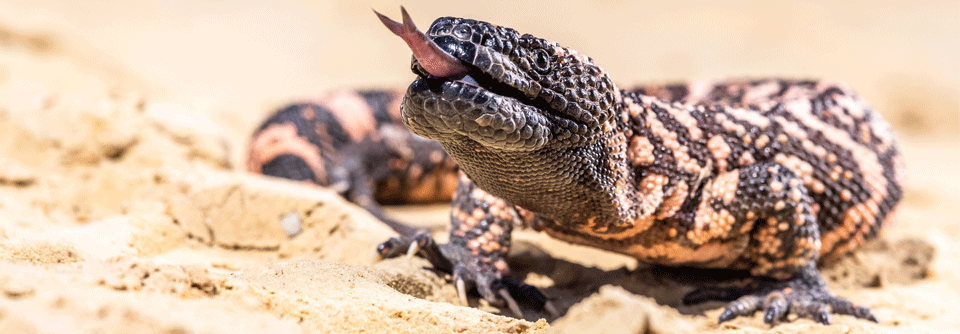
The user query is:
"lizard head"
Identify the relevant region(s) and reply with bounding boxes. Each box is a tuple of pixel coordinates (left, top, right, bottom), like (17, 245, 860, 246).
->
(376, 8, 631, 222)
(376, 8, 621, 152)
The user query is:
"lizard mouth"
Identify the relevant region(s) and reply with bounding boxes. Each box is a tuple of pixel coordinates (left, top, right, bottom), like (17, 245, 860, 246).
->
(375, 7, 594, 151)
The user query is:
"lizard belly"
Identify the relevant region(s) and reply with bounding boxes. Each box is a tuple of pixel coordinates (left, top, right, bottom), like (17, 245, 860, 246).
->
(538, 219, 751, 269)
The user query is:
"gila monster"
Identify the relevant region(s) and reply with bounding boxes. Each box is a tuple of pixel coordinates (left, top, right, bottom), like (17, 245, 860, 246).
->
(248, 7, 904, 325)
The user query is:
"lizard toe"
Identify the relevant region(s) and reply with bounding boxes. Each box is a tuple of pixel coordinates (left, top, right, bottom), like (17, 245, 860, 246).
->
(689, 265, 878, 325)
(450, 256, 549, 317)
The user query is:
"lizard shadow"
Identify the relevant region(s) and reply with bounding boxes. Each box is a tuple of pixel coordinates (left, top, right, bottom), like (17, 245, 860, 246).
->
(504, 239, 727, 320)
(503, 235, 935, 321)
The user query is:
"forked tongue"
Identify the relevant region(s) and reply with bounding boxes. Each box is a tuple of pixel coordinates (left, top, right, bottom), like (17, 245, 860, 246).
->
(375, 7, 469, 78)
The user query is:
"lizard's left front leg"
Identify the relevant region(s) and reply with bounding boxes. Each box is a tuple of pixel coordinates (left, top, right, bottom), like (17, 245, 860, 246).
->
(683, 162, 876, 325)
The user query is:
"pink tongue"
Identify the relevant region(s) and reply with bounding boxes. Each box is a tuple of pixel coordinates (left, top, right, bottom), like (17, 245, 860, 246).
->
(375, 7, 469, 78)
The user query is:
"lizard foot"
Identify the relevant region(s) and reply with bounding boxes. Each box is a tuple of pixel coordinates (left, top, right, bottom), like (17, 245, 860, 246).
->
(378, 233, 556, 317)
(682, 264, 877, 325)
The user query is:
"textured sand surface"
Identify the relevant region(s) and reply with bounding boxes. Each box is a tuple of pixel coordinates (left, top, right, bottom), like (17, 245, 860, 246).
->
(0, 1, 958, 333)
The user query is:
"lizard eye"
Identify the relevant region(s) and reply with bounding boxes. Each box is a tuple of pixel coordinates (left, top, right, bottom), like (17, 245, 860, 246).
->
(533, 49, 551, 73)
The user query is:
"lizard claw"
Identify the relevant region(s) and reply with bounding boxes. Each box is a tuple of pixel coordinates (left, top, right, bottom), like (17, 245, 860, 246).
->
(405, 239, 420, 258)
(716, 295, 761, 323)
(378, 232, 453, 271)
(543, 301, 560, 318)
(498, 288, 524, 317)
(456, 277, 469, 306)
(761, 291, 789, 324)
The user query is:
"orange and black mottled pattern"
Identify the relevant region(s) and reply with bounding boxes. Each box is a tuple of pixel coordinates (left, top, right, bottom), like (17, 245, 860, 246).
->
(629, 80, 902, 265)
(533, 79, 904, 273)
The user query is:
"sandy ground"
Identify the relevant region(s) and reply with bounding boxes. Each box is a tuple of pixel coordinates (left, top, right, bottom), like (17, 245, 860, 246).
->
(0, 1, 958, 333)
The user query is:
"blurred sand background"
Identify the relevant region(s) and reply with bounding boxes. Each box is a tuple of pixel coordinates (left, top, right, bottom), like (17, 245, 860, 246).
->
(0, 1, 957, 333)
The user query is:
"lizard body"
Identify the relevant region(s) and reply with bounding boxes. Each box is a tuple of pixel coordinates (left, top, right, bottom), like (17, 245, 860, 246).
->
(250, 9, 904, 325)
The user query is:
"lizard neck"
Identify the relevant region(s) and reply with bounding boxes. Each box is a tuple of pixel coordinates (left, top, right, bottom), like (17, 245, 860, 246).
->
(441, 92, 641, 229)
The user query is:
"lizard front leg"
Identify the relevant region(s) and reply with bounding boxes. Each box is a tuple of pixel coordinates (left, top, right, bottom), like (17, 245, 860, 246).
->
(683, 162, 876, 324)
(378, 172, 550, 316)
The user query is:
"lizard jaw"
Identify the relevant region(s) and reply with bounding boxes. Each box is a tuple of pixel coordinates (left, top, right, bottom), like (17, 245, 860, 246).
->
(402, 74, 553, 151)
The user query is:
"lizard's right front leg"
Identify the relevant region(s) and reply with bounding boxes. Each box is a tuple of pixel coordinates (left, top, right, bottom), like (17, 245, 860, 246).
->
(378, 172, 551, 316)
